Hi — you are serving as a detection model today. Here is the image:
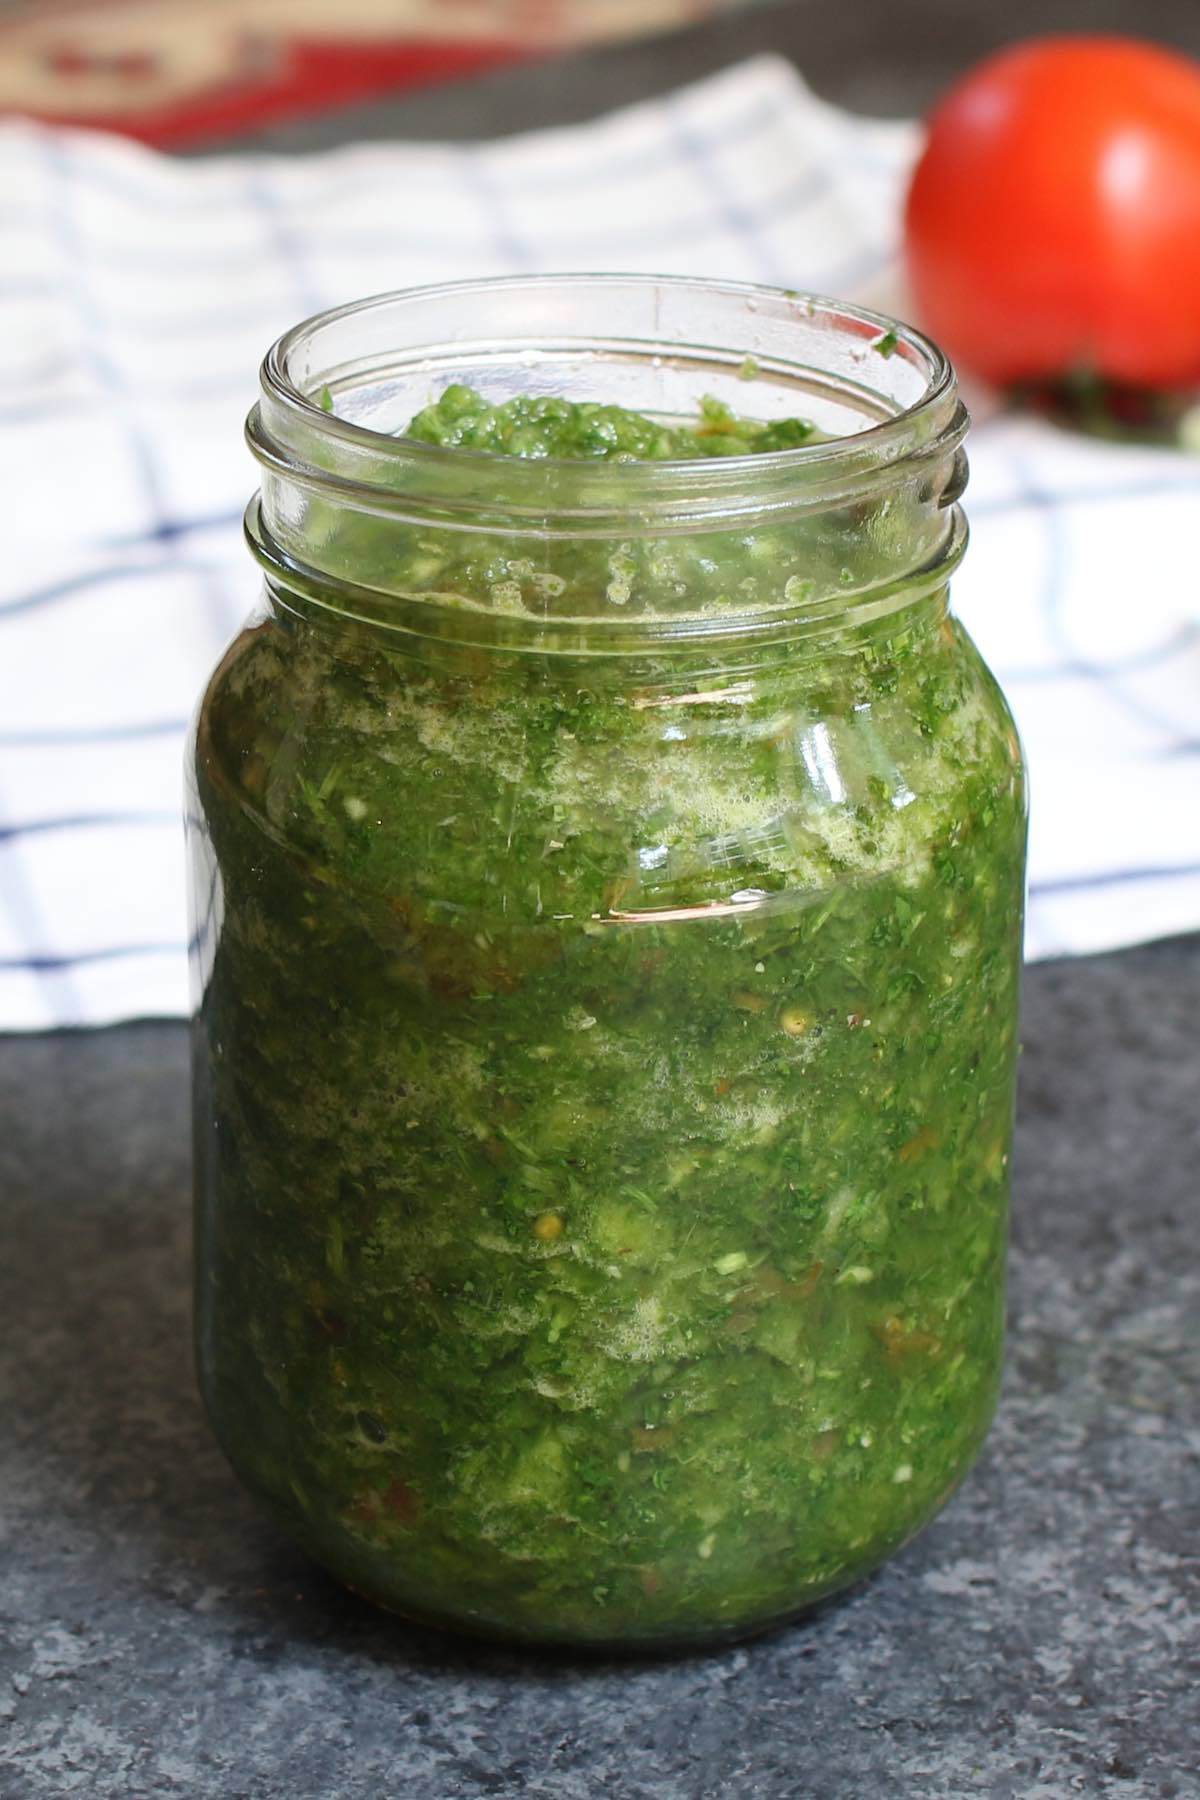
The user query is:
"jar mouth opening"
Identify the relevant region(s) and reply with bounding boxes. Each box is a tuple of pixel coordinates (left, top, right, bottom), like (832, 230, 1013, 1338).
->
(252, 274, 964, 526)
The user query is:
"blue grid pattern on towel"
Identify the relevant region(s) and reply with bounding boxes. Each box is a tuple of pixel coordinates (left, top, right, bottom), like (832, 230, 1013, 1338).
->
(2, 55, 1199, 1028)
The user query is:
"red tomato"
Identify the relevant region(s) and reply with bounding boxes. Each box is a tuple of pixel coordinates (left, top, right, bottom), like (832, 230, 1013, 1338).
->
(904, 37, 1200, 388)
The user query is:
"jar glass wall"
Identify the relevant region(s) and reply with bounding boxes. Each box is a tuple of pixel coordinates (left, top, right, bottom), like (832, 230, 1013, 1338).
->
(187, 276, 1026, 1652)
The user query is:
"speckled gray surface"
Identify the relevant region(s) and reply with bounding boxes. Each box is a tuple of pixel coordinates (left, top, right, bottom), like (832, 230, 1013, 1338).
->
(2, 936, 1198, 1799)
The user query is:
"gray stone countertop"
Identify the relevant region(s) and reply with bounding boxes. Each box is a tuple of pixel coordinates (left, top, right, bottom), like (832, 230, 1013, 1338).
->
(2, 937, 1197, 1798)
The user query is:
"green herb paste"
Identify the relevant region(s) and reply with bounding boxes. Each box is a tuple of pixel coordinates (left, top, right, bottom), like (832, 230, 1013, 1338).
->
(190, 385, 1025, 1650)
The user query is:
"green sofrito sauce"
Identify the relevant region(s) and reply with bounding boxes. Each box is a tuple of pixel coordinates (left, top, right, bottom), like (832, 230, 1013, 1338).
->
(190, 384, 1026, 1650)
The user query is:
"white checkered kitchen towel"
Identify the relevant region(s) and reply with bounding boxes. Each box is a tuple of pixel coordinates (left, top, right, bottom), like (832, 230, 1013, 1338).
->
(2, 55, 1199, 1028)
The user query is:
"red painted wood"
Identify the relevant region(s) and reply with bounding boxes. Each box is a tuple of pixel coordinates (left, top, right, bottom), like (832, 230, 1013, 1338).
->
(24, 36, 535, 148)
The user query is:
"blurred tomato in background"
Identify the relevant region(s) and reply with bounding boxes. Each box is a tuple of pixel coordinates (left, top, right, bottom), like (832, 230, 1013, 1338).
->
(904, 37, 1200, 390)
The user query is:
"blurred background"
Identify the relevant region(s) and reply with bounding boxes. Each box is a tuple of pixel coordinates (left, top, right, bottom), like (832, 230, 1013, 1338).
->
(3, 0, 1200, 1028)
(0, 0, 1198, 142)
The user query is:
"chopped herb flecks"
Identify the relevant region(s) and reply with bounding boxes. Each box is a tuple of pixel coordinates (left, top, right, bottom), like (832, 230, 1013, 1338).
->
(189, 385, 1025, 1649)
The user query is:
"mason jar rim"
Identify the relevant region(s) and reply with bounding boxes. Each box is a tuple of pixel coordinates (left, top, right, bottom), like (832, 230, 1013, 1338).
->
(250, 273, 966, 532)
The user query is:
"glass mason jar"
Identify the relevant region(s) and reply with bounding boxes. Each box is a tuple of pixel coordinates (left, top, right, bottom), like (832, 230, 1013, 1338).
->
(187, 275, 1026, 1653)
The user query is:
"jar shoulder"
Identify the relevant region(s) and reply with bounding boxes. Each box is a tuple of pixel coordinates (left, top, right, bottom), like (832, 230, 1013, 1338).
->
(193, 603, 1025, 924)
